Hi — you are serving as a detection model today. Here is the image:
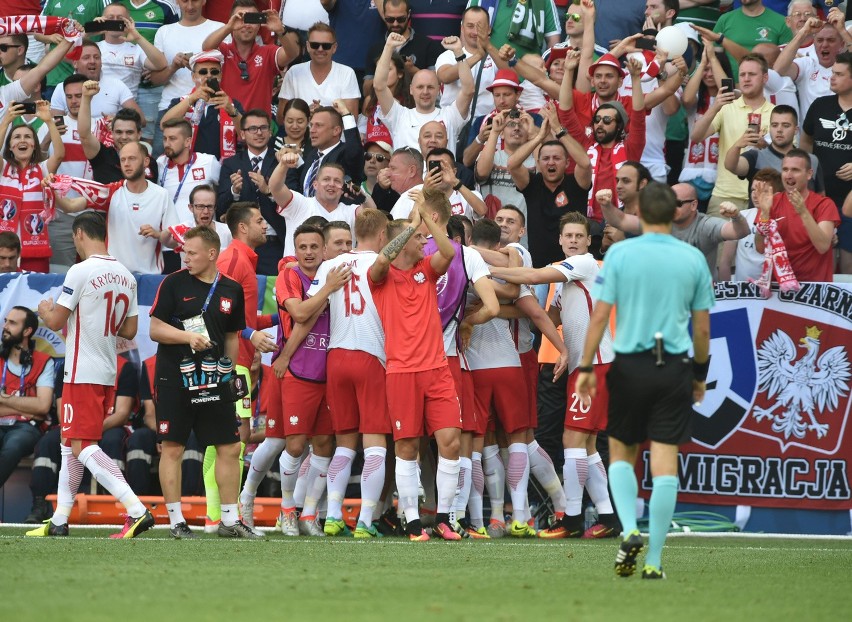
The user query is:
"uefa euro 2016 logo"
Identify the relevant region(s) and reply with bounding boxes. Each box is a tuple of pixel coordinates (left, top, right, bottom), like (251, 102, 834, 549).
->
(24, 213, 44, 235)
(0, 199, 16, 220)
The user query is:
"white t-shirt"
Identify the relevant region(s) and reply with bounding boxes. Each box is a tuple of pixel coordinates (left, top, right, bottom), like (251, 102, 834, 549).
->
(57, 254, 138, 385)
(281, 1, 329, 30)
(506, 242, 535, 354)
(734, 208, 763, 283)
(277, 191, 359, 257)
(465, 271, 522, 371)
(307, 250, 386, 364)
(103, 181, 179, 274)
(552, 254, 614, 373)
(154, 19, 225, 111)
(765, 69, 799, 122)
(55, 116, 92, 181)
(620, 75, 678, 182)
(0, 81, 28, 122)
(444, 244, 490, 358)
(50, 76, 133, 119)
(435, 47, 495, 118)
(98, 41, 147, 99)
(390, 184, 483, 221)
(793, 57, 833, 121)
(279, 61, 361, 107)
(381, 100, 468, 150)
(155, 152, 221, 223)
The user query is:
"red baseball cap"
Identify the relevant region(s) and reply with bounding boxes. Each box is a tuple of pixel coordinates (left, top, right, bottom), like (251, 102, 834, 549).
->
(588, 53, 625, 78)
(487, 69, 523, 92)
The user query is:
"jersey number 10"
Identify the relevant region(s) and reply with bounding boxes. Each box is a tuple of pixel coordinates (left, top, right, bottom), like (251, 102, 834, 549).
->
(103, 291, 130, 336)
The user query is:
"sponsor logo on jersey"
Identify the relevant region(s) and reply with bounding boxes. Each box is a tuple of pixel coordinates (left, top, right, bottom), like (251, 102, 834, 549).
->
(560, 261, 574, 271)
(63, 286, 74, 295)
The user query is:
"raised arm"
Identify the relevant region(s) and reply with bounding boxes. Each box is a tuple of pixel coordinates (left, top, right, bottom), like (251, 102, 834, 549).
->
(597, 189, 641, 235)
(374, 33, 405, 117)
(508, 118, 549, 191)
(575, 0, 597, 92)
(421, 201, 455, 274)
(718, 202, 751, 240)
(38, 101, 65, 174)
(773, 18, 823, 80)
(690, 86, 735, 143)
(20, 37, 74, 98)
(450, 37, 476, 120)
(270, 150, 298, 208)
(77, 80, 102, 160)
(723, 129, 760, 178)
(123, 16, 167, 71)
(369, 208, 422, 283)
(202, 11, 243, 51)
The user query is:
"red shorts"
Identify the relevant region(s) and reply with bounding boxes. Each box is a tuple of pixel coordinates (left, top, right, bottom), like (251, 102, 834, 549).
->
(326, 349, 391, 435)
(520, 349, 539, 428)
(385, 366, 461, 440)
(565, 365, 611, 433)
(471, 367, 529, 435)
(448, 356, 476, 433)
(282, 373, 333, 437)
(61, 383, 116, 441)
(264, 372, 286, 439)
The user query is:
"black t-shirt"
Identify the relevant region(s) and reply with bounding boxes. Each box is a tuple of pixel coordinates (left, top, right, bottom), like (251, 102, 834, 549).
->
(150, 269, 245, 387)
(90, 145, 159, 184)
(365, 31, 444, 79)
(520, 172, 589, 267)
(803, 95, 852, 208)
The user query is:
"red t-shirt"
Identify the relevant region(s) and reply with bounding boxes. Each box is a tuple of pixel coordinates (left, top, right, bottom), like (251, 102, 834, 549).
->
(275, 266, 305, 341)
(369, 256, 447, 374)
(217, 238, 272, 367)
(218, 41, 281, 114)
(571, 91, 634, 136)
(770, 191, 840, 283)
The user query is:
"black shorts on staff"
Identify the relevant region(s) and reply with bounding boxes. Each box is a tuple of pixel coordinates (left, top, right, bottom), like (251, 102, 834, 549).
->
(606, 351, 694, 446)
(155, 385, 241, 446)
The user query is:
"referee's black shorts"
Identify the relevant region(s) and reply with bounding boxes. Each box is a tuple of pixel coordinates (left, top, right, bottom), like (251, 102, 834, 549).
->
(155, 385, 241, 447)
(606, 351, 694, 446)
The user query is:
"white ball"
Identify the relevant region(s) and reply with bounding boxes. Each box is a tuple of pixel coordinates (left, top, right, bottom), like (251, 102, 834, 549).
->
(655, 25, 688, 60)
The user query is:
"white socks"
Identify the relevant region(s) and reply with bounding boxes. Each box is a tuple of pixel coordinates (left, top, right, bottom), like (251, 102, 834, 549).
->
(563, 447, 588, 516)
(359, 446, 386, 526)
(326, 447, 356, 520)
(79, 445, 145, 518)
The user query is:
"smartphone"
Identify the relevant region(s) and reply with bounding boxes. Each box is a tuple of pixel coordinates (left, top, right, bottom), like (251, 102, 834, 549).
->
(721, 78, 734, 93)
(747, 113, 761, 134)
(206, 78, 220, 93)
(428, 160, 442, 173)
(19, 102, 37, 114)
(635, 37, 656, 51)
(485, 117, 493, 127)
(243, 12, 267, 24)
(53, 115, 65, 124)
(84, 20, 125, 32)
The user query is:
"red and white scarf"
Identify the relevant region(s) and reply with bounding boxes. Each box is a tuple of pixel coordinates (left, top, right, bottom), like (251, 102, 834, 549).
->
(752, 218, 800, 297)
(0, 162, 51, 258)
(186, 92, 236, 159)
(586, 141, 627, 221)
(42, 174, 112, 223)
(0, 16, 83, 60)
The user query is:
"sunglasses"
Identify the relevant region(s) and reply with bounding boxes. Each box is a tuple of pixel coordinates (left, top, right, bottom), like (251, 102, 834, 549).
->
(676, 199, 696, 206)
(566, 13, 581, 22)
(593, 115, 616, 125)
(364, 153, 388, 163)
(384, 15, 409, 24)
(238, 60, 249, 81)
(195, 68, 220, 76)
(0, 44, 23, 52)
(308, 41, 334, 51)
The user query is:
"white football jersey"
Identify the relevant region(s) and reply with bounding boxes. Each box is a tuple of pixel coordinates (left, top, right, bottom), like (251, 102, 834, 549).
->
(506, 242, 535, 354)
(552, 253, 614, 373)
(155, 152, 222, 223)
(307, 250, 385, 364)
(465, 280, 522, 371)
(57, 255, 139, 385)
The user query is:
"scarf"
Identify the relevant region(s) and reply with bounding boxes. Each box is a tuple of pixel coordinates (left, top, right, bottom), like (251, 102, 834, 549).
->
(42, 174, 112, 223)
(0, 15, 83, 60)
(0, 162, 51, 258)
(505, 0, 548, 52)
(586, 141, 627, 221)
(186, 91, 236, 159)
(752, 218, 800, 298)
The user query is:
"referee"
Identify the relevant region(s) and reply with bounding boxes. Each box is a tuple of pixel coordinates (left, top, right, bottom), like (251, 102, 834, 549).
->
(576, 182, 713, 580)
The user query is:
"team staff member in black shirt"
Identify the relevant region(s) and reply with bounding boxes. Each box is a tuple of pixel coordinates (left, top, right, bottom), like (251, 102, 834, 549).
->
(508, 104, 592, 268)
(149, 226, 259, 539)
(77, 80, 158, 184)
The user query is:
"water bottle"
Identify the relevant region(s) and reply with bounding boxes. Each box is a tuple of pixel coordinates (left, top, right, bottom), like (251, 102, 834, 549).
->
(180, 356, 197, 388)
(217, 356, 234, 383)
(200, 355, 218, 385)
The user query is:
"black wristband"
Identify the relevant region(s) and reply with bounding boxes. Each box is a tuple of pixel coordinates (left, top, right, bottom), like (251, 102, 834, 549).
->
(455, 54, 466, 63)
(693, 357, 710, 382)
(452, 180, 463, 191)
(577, 365, 594, 373)
(717, 34, 725, 46)
(555, 128, 568, 139)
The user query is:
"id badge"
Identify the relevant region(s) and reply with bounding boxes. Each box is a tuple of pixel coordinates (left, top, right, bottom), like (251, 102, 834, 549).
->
(182, 314, 210, 351)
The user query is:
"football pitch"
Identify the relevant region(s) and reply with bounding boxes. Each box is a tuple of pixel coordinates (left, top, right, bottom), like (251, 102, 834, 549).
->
(1, 528, 848, 621)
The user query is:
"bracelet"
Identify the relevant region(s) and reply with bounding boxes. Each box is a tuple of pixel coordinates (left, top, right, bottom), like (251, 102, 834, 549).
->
(555, 128, 568, 139)
(452, 180, 463, 191)
(455, 53, 466, 63)
(474, 134, 484, 145)
(577, 365, 594, 373)
(717, 34, 725, 46)
(693, 357, 710, 382)
(508, 57, 518, 68)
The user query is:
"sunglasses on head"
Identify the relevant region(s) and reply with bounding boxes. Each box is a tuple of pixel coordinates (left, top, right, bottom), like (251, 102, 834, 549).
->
(384, 15, 409, 24)
(0, 44, 23, 52)
(364, 153, 388, 163)
(308, 41, 334, 50)
(196, 68, 220, 76)
(593, 115, 616, 125)
(238, 60, 249, 81)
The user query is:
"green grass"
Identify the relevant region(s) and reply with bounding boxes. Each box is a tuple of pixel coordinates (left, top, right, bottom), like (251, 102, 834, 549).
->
(1, 528, 849, 621)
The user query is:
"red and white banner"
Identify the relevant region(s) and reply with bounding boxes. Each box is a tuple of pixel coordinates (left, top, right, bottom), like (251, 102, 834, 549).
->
(638, 281, 852, 510)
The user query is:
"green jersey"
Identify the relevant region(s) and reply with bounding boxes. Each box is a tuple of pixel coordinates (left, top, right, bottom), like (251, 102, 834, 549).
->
(117, 0, 178, 46)
(714, 8, 792, 78)
(42, 0, 108, 87)
(676, 2, 721, 30)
